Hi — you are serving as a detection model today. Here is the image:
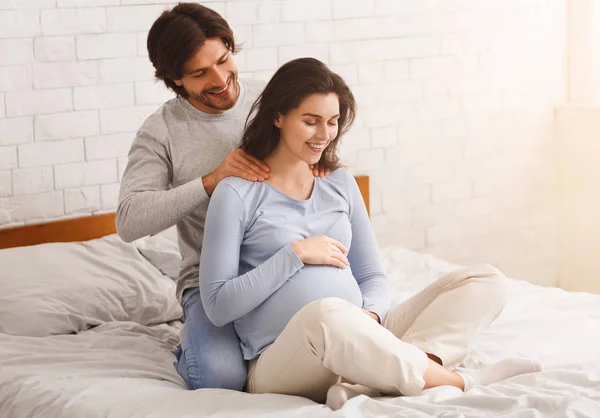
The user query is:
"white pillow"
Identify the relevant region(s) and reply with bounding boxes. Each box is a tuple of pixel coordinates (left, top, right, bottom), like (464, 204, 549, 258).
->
(134, 226, 181, 280)
(0, 234, 183, 337)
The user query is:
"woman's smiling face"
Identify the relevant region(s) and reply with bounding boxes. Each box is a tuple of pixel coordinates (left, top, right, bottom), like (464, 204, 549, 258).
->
(273, 93, 340, 166)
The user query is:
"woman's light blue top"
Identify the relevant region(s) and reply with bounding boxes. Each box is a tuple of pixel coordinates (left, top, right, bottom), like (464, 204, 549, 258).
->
(199, 168, 390, 360)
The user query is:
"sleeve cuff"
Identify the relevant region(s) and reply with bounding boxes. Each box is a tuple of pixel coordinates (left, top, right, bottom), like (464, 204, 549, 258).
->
(363, 299, 390, 324)
(282, 243, 305, 272)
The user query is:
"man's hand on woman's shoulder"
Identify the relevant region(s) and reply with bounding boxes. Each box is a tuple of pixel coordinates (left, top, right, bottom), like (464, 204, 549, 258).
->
(203, 149, 270, 195)
(309, 162, 331, 178)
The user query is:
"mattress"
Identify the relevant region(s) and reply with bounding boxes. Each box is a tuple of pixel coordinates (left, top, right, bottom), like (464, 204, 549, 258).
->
(1, 246, 599, 417)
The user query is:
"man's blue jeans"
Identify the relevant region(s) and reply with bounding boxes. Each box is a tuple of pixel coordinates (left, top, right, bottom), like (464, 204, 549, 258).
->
(174, 287, 247, 390)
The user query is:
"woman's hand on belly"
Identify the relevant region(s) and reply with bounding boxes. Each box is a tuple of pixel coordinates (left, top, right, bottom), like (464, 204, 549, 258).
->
(290, 235, 350, 269)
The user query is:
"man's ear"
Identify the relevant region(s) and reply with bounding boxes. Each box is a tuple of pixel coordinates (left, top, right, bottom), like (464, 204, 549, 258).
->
(273, 114, 282, 128)
(174, 79, 183, 87)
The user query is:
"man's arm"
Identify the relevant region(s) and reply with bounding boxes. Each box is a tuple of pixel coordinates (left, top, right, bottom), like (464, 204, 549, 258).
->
(116, 129, 272, 242)
(116, 131, 209, 242)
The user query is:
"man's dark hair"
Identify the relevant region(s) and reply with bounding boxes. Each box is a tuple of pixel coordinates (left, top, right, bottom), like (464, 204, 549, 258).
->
(147, 3, 239, 97)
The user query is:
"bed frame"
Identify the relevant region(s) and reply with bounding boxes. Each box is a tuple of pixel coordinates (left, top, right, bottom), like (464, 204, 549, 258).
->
(0, 175, 370, 250)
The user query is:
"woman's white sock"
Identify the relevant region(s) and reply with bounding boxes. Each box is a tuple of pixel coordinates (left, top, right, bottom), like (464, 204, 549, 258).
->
(458, 358, 542, 391)
(326, 358, 542, 408)
(325, 383, 381, 411)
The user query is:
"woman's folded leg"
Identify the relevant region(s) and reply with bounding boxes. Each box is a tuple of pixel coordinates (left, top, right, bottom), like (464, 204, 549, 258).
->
(246, 297, 429, 403)
(383, 264, 509, 369)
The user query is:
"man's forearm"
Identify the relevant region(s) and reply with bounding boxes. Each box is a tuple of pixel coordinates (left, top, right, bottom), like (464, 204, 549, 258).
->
(116, 177, 208, 242)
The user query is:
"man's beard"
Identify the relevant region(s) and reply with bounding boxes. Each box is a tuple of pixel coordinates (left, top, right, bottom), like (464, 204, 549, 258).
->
(188, 71, 239, 112)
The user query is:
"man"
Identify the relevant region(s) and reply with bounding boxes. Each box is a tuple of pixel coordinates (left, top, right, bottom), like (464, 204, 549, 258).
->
(116, 3, 270, 391)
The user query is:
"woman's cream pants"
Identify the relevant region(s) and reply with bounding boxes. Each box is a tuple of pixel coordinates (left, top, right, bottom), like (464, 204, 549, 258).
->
(247, 264, 509, 402)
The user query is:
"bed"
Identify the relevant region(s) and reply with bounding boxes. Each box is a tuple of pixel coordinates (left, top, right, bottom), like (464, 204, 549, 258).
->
(1, 176, 599, 418)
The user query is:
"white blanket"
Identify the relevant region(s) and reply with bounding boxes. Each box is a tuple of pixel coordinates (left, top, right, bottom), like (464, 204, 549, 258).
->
(1, 247, 600, 417)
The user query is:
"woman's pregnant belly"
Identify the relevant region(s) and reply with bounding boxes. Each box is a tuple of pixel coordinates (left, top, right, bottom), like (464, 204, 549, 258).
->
(234, 265, 363, 360)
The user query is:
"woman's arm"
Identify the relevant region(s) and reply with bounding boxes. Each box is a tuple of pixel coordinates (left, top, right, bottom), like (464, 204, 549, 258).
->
(345, 171, 391, 323)
(199, 183, 304, 327)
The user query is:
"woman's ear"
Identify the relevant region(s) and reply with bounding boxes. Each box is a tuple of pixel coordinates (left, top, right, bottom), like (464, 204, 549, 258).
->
(273, 114, 282, 128)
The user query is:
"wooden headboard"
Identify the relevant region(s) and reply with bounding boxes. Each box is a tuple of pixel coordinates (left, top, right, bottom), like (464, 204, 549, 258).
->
(0, 175, 370, 250)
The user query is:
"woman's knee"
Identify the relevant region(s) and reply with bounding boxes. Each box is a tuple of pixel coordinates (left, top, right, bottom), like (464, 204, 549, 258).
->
(481, 263, 508, 289)
(466, 264, 510, 307)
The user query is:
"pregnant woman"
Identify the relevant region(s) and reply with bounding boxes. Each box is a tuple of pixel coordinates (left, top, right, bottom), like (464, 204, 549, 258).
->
(198, 57, 541, 409)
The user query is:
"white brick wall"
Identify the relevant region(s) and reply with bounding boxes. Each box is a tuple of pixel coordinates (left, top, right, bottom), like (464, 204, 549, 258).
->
(98, 57, 154, 82)
(0, 191, 64, 222)
(0, 117, 34, 145)
(0, 10, 41, 38)
(0, 65, 32, 91)
(41, 8, 106, 35)
(35, 111, 99, 141)
(54, 160, 117, 189)
(85, 132, 135, 160)
(18, 139, 84, 168)
(0, 147, 17, 170)
(0, 170, 11, 197)
(100, 183, 120, 210)
(0, 39, 33, 66)
(99, 105, 156, 134)
(33, 62, 98, 88)
(64, 186, 101, 214)
(6, 89, 73, 117)
(74, 84, 135, 110)
(12, 166, 54, 195)
(106, 5, 165, 32)
(34, 37, 75, 62)
(0, 0, 566, 287)
(76, 33, 138, 60)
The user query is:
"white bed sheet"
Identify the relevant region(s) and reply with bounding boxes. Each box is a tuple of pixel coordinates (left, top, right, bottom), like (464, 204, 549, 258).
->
(1, 246, 600, 418)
